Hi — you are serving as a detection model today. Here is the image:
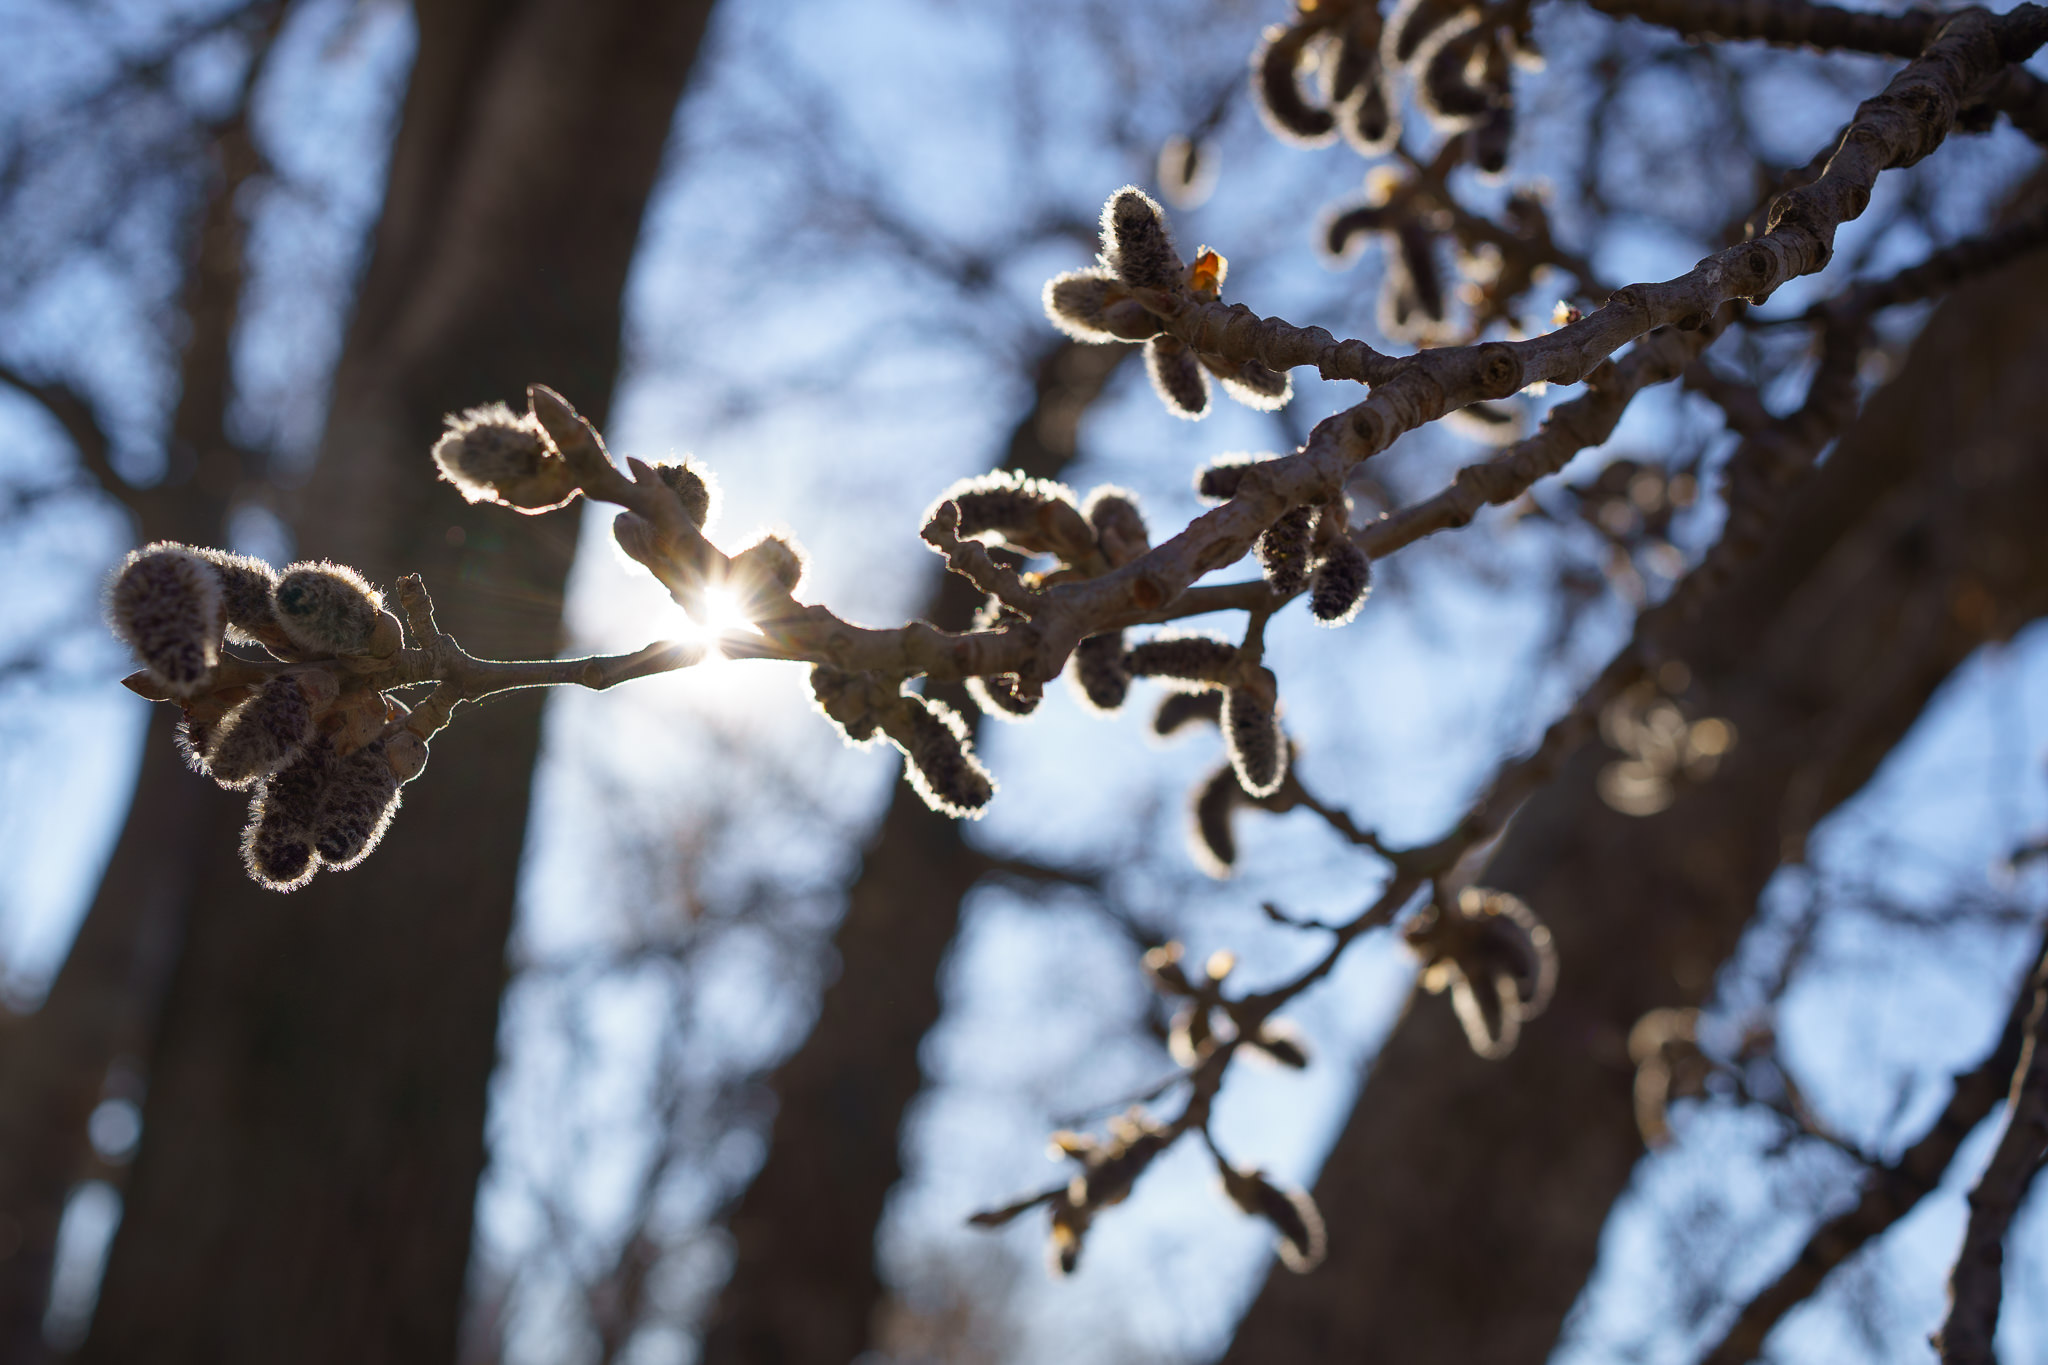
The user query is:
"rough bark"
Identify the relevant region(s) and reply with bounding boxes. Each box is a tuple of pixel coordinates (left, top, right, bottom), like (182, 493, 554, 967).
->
(699, 340, 1129, 1365)
(1219, 249, 2048, 1362)
(72, 2, 713, 1361)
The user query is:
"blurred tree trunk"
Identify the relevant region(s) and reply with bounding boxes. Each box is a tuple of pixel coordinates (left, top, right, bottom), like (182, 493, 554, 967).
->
(1220, 246, 2048, 1362)
(699, 340, 1128, 1365)
(62, 2, 714, 1362)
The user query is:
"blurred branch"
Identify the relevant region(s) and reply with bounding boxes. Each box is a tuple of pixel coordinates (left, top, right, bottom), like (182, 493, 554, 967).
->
(0, 363, 122, 502)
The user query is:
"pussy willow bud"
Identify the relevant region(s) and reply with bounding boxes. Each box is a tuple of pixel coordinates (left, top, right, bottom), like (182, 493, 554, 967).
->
(1043, 269, 1163, 343)
(651, 460, 718, 529)
(1156, 134, 1217, 211)
(897, 693, 995, 818)
(1343, 71, 1400, 155)
(1471, 101, 1514, 175)
(1419, 20, 1494, 126)
(1253, 21, 1338, 146)
(1323, 7, 1383, 104)
(1123, 635, 1238, 686)
(108, 543, 224, 697)
(966, 673, 1041, 720)
(729, 533, 806, 606)
(1221, 1166, 1326, 1274)
(1311, 540, 1373, 625)
(1071, 632, 1131, 713)
(1200, 353, 1293, 412)
(1257, 505, 1317, 597)
(205, 671, 336, 790)
(1192, 763, 1243, 876)
(242, 741, 333, 892)
(193, 548, 282, 645)
(1405, 887, 1557, 1058)
(1196, 456, 1266, 501)
(1145, 335, 1210, 420)
(810, 665, 885, 745)
(1393, 219, 1446, 323)
(932, 471, 1090, 558)
(314, 740, 402, 870)
(1102, 186, 1183, 292)
(431, 402, 579, 513)
(272, 562, 386, 657)
(1083, 487, 1150, 567)
(1224, 672, 1286, 799)
(1388, 0, 1474, 65)
(1153, 689, 1224, 738)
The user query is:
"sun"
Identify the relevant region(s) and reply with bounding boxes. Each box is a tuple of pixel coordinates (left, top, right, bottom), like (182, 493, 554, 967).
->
(653, 582, 763, 659)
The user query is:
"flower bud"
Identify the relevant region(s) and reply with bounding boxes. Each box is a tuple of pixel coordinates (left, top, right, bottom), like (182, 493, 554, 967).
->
(205, 671, 335, 790)
(929, 471, 1094, 561)
(1145, 335, 1210, 419)
(108, 544, 224, 697)
(1342, 70, 1400, 155)
(1253, 21, 1338, 146)
(1101, 186, 1183, 292)
(894, 693, 995, 819)
(1224, 671, 1286, 798)
(1195, 456, 1268, 502)
(1200, 354, 1293, 412)
(384, 728, 431, 783)
(1404, 887, 1557, 1058)
(1257, 505, 1317, 596)
(1071, 632, 1131, 713)
(1311, 540, 1373, 625)
(1419, 19, 1494, 126)
(272, 562, 386, 657)
(1043, 269, 1162, 343)
(1082, 487, 1149, 568)
(810, 665, 886, 746)
(241, 741, 333, 892)
(1152, 689, 1223, 738)
(313, 740, 402, 870)
(431, 402, 579, 513)
(1123, 635, 1238, 686)
(1191, 763, 1243, 876)
(193, 548, 282, 645)
(651, 460, 718, 529)
(729, 533, 807, 607)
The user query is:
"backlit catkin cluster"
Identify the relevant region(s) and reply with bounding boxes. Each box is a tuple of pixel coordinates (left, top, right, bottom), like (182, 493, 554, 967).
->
(108, 544, 428, 891)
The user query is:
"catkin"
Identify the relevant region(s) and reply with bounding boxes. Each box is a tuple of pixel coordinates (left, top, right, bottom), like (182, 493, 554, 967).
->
(651, 461, 718, 529)
(1253, 21, 1338, 146)
(896, 694, 995, 818)
(1102, 186, 1183, 292)
(1257, 505, 1317, 596)
(1152, 689, 1223, 738)
(1200, 353, 1293, 412)
(108, 544, 225, 697)
(313, 740, 402, 870)
(1310, 540, 1373, 625)
(1191, 764, 1242, 876)
(194, 548, 282, 645)
(205, 672, 333, 789)
(272, 562, 385, 657)
(241, 741, 333, 892)
(431, 402, 578, 512)
(1043, 269, 1163, 343)
(1145, 335, 1210, 419)
(1123, 635, 1238, 686)
(1071, 632, 1131, 713)
(1223, 673, 1286, 798)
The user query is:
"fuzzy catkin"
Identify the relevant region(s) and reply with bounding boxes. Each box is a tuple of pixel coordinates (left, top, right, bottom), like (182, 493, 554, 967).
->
(1200, 353, 1293, 412)
(109, 544, 224, 697)
(1145, 335, 1210, 419)
(1153, 689, 1223, 737)
(967, 673, 1040, 720)
(1224, 676, 1286, 798)
(1071, 632, 1131, 713)
(1253, 21, 1338, 145)
(730, 534, 806, 597)
(1192, 764, 1241, 875)
(1102, 186, 1182, 292)
(194, 548, 282, 645)
(431, 403, 578, 512)
(205, 673, 329, 789)
(1083, 487, 1149, 568)
(1195, 456, 1263, 501)
(1310, 540, 1373, 625)
(313, 741, 402, 869)
(652, 461, 717, 529)
(1257, 505, 1317, 597)
(241, 741, 332, 892)
(272, 562, 385, 657)
(1123, 635, 1238, 686)
(897, 694, 995, 818)
(1043, 270, 1162, 343)
(934, 470, 1083, 551)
